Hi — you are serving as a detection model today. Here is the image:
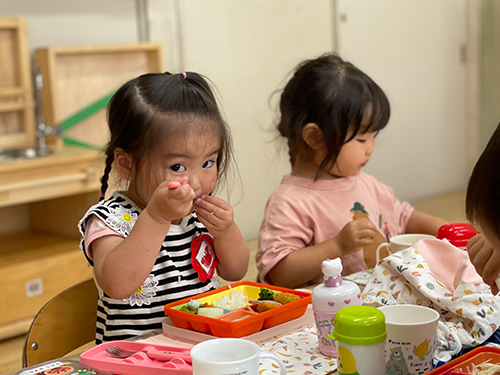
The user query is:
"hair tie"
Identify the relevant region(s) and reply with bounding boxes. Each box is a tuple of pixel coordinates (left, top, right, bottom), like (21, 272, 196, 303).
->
(100, 193, 105, 199)
(181, 72, 187, 79)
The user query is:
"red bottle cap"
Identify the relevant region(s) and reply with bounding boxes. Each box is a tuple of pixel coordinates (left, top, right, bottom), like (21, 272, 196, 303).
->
(437, 223, 477, 248)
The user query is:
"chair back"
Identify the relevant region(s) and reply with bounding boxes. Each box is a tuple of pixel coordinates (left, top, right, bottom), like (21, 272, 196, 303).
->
(23, 278, 98, 367)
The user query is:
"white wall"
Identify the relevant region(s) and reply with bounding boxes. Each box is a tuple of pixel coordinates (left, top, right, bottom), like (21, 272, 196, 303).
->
(0, 0, 138, 49)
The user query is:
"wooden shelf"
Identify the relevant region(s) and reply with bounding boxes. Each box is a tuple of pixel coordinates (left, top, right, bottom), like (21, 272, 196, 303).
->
(0, 26, 165, 341)
(0, 230, 93, 327)
(34, 42, 164, 150)
(0, 17, 36, 149)
(0, 230, 80, 266)
(0, 87, 29, 98)
(0, 100, 32, 113)
(0, 146, 104, 339)
(0, 146, 104, 208)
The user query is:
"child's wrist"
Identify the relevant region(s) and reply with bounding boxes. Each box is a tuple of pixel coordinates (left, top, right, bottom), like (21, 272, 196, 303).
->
(212, 221, 237, 239)
(144, 206, 171, 227)
(329, 237, 344, 257)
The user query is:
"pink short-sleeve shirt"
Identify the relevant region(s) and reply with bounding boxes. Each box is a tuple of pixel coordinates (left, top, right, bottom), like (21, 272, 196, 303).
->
(256, 173, 414, 286)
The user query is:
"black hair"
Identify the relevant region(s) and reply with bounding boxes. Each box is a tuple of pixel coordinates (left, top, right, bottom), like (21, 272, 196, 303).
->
(100, 72, 233, 200)
(466, 122, 500, 238)
(277, 53, 390, 177)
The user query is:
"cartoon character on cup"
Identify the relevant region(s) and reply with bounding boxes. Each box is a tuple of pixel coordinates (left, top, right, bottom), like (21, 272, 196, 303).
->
(337, 345, 360, 375)
(385, 347, 409, 375)
(413, 339, 431, 360)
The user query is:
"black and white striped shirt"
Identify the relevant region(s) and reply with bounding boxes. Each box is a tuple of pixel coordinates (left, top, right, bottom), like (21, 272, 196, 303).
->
(78, 191, 219, 343)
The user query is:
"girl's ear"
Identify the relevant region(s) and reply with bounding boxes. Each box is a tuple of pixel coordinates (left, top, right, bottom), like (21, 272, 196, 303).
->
(302, 123, 325, 150)
(114, 148, 133, 180)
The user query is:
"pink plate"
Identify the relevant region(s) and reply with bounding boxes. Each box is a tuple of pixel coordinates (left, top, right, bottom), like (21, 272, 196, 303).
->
(80, 341, 192, 375)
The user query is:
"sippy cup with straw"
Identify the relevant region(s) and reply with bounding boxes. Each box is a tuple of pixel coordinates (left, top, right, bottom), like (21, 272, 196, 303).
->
(329, 306, 386, 375)
(311, 258, 362, 357)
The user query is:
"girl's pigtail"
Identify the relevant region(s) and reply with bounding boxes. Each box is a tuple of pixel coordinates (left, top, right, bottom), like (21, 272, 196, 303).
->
(99, 154, 114, 201)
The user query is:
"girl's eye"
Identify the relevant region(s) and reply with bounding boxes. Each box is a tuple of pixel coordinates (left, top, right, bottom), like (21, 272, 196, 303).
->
(170, 164, 186, 172)
(203, 160, 215, 168)
(357, 139, 367, 144)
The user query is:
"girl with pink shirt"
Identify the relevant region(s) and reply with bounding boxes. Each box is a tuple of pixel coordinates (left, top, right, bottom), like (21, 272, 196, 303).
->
(257, 53, 446, 288)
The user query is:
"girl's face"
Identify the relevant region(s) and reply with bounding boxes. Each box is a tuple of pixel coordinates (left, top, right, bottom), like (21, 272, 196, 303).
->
(163, 133, 220, 198)
(133, 131, 220, 208)
(329, 130, 377, 177)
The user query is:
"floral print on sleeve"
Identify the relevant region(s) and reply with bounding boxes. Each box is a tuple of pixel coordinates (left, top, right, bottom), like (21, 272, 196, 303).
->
(124, 274, 159, 307)
(105, 206, 138, 236)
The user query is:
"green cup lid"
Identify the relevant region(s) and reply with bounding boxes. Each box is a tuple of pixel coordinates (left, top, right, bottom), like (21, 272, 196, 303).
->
(328, 306, 386, 346)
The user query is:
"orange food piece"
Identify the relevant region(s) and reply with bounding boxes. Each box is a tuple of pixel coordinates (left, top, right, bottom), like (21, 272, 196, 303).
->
(257, 302, 280, 313)
(273, 292, 300, 304)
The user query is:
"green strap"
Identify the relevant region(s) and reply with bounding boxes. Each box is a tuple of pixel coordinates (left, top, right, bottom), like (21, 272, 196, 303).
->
(62, 136, 103, 150)
(59, 91, 115, 132)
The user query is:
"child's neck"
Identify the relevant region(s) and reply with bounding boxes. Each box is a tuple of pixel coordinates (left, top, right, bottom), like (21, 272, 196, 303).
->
(291, 158, 339, 180)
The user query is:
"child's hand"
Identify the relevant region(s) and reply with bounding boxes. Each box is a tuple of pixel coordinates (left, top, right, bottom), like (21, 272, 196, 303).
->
(335, 218, 377, 256)
(468, 233, 500, 293)
(194, 195, 234, 238)
(145, 176, 196, 224)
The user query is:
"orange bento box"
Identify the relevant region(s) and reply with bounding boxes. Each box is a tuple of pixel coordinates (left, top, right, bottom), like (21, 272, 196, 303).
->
(163, 281, 312, 338)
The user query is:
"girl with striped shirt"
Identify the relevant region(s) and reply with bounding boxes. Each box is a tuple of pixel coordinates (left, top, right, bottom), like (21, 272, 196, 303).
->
(78, 72, 249, 343)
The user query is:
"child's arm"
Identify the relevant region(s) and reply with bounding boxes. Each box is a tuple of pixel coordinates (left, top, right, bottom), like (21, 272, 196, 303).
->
(267, 218, 376, 288)
(405, 210, 447, 235)
(194, 195, 250, 281)
(91, 211, 170, 299)
(92, 179, 195, 299)
(468, 233, 500, 291)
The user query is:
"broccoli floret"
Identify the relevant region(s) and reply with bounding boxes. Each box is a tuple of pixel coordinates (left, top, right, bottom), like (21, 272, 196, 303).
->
(258, 287, 277, 301)
(179, 299, 200, 314)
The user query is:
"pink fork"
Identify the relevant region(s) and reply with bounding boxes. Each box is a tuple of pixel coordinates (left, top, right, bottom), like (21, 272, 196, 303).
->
(105, 345, 192, 363)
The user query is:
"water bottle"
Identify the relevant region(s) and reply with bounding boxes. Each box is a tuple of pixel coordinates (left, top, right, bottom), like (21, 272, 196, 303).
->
(329, 306, 386, 375)
(311, 258, 362, 357)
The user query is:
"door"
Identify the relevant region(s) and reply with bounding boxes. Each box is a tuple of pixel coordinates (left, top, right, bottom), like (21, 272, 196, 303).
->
(336, 0, 468, 202)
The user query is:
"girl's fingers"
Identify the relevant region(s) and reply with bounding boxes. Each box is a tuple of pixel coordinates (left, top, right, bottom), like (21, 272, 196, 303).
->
(195, 198, 229, 219)
(197, 195, 228, 210)
(196, 204, 220, 221)
(355, 217, 377, 230)
(357, 228, 376, 240)
(471, 246, 492, 278)
(358, 238, 374, 247)
(481, 251, 500, 286)
(467, 235, 483, 260)
(165, 180, 195, 202)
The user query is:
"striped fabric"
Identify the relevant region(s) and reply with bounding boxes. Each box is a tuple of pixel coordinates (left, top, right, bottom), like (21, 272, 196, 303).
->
(78, 191, 218, 343)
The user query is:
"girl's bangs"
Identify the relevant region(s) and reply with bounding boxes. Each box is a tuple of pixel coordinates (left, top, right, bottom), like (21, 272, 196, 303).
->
(366, 85, 390, 132)
(343, 73, 390, 137)
(149, 112, 219, 152)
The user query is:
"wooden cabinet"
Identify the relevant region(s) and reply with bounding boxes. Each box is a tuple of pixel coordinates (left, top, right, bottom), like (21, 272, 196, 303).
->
(0, 19, 104, 339)
(0, 147, 102, 207)
(34, 43, 164, 151)
(0, 17, 165, 340)
(0, 147, 104, 340)
(0, 17, 36, 149)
